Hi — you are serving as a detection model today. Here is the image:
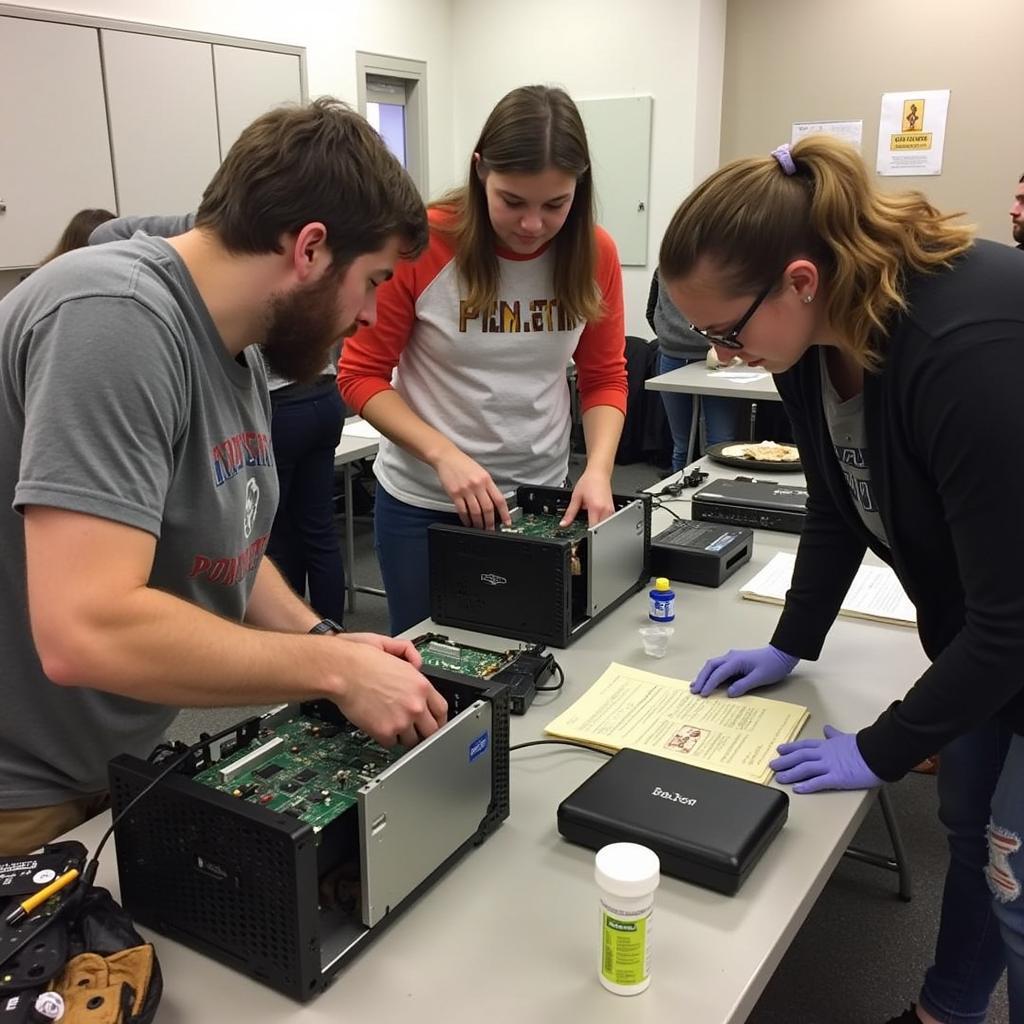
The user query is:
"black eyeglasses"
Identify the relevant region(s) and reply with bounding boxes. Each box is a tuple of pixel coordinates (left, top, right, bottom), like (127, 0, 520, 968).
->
(688, 282, 773, 350)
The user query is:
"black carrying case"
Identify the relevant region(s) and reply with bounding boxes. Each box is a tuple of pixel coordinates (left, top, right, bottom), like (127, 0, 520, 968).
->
(557, 748, 788, 895)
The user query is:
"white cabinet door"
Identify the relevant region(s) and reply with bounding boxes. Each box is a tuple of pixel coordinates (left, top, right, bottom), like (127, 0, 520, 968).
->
(101, 30, 221, 217)
(213, 45, 303, 158)
(0, 17, 116, 269)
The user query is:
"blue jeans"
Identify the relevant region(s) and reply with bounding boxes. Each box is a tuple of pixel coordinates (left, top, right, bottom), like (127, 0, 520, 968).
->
(373, 485, 461, 635)
(267, 381, 346, 624)
(918, 719, 1020, 1022)
(658, 352, 739, 471)
(990, 733, 1024, 1021)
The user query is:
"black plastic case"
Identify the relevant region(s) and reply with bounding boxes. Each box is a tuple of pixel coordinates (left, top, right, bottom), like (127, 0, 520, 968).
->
(650, 520, 753, 587)
(557, 748, 788, 895)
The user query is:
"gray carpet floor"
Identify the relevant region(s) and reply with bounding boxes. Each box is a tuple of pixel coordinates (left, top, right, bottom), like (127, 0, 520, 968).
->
(172, 456, 1010, 1023)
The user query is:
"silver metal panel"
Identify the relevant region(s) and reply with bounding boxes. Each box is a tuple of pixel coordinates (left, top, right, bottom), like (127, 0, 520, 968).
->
(358, 701, 493, 927)
(587, 498, 646, 616)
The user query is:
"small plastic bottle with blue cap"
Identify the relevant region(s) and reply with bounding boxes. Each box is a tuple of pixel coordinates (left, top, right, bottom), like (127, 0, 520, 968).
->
(648, 577, 675, 623)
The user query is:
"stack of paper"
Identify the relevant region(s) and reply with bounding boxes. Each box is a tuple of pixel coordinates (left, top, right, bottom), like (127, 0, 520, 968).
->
(544, 662, 808, 785)
(740, 552, 916, 627)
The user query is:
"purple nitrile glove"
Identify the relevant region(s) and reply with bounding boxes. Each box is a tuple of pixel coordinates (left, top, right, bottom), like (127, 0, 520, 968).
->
(770, 725, 883, 794)
(690, 644, 799, 698)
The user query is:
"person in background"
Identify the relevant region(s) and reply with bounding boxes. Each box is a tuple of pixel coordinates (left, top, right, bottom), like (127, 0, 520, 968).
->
(339, 85, 627, 635)
(0, 98, 447, 855)
(1011, 172, 1024, 249)
(646, 268, 738, 469)
(264, 341, 347, 626)
(661, 135, 1024, 1024)
(40, 207, 116, 265)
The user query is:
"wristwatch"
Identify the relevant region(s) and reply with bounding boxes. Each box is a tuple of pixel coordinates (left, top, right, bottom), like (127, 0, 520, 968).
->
(308, 618, 345, 635)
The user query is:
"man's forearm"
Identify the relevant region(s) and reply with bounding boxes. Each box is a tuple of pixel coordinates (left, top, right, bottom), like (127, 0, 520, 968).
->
(582, 405, 625, 475)
(42, 585, 350, 708)
(245, 556, 321, 632)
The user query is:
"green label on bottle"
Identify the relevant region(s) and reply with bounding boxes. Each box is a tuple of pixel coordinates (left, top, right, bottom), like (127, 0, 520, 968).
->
(601, 910, 649, 987)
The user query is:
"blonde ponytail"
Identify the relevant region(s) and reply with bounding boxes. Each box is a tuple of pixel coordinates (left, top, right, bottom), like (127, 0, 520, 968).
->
(659, 135, 973, 366)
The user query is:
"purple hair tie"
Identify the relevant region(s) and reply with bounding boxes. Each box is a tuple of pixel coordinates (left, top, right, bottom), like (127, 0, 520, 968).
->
(771, 143, 796, 175)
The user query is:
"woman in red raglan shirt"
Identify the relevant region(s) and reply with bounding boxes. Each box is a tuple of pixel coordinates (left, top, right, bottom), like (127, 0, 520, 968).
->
(339, 85, 627, 634)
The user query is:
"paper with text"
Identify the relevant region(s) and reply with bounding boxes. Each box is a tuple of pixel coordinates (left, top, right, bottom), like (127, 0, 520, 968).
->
(544, 662, 808, 785)
(740, 551, 916, 626)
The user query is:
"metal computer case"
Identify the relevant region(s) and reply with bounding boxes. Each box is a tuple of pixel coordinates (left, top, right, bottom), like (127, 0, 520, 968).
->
(107, 674, 510, 1002)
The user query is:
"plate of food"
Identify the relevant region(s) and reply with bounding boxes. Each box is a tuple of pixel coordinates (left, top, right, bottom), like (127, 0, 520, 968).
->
(705, 440, 802, 471)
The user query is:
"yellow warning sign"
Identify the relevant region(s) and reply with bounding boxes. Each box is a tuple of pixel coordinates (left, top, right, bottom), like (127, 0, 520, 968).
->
(891, 133, 933, 151)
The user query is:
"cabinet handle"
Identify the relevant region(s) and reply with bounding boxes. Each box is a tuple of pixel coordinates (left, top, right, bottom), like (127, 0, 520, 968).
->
(0, 200, 6, 214)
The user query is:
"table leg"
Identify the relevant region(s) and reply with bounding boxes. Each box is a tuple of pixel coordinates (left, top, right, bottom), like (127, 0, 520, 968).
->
(686, 395, 700, 466)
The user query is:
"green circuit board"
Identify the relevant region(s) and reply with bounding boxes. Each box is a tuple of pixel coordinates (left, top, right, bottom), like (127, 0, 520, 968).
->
(498, 512, 587, 541)
(414, 635, 519, 678)
(193, 715, 402, 830)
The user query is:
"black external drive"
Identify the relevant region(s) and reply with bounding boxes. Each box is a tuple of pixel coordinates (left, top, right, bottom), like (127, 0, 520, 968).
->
(691, 478, 808, 534)
(557, 748, 788, 895)
(650, 520, 753, 587)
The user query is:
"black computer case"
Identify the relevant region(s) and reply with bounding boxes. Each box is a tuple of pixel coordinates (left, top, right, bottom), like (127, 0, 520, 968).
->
(428, 485, 651, 647)
(108, 674, 509, 1002)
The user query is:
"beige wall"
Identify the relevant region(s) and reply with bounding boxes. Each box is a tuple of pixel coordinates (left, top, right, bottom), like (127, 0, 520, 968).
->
(720, 0, 1024, 244)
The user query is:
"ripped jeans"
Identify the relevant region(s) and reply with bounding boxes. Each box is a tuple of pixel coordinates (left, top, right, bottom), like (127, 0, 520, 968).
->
(918, 723, 1023, 1023)
(989, 732, 1024, 1020)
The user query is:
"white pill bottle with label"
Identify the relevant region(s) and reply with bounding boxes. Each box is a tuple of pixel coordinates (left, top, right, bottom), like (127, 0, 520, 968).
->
(595, 842, 661, 995)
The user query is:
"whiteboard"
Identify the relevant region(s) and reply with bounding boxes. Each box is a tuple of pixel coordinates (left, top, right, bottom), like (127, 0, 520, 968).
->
(577, 96, 652, 266)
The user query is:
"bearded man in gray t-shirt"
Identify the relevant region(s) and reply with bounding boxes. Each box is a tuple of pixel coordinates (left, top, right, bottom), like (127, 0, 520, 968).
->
(0, 98, 447, 853)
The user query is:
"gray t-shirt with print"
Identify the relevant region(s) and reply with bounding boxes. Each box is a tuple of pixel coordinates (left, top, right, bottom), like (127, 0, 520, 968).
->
(0, 235, 278, 806)
(818, 349, 888, 547)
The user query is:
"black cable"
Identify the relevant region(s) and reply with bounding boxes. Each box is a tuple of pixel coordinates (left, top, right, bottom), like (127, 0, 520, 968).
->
(0, 719, 252, 974)
(85, 719, 252, 886)
(637, 467, 707, 500)
(509, 738, 612, 756)
(649, 498, 683, 521)
(535, 659, 565, 692)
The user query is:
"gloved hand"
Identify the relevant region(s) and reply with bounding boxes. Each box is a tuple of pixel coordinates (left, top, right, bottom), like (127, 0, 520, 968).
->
(770, 724, 884, 794)
(690, 644, 799, 698)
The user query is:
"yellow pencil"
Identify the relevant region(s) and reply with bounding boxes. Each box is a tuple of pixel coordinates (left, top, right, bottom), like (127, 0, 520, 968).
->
(4, 868, 80, 926)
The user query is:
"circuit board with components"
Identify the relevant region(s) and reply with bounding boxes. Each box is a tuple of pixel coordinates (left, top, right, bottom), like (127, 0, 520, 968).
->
(413, 634, 521, 678)
(192, 715, 402, 830)
(497, 511, 587, 540)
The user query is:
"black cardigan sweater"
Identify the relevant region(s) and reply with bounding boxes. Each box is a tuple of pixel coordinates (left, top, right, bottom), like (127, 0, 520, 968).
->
(770, 239, 1024, 781)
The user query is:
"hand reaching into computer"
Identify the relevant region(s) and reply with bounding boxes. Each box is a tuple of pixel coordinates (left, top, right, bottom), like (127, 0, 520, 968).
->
(331, 640, 448, 749)
(344, 632, 423, 668)
(690, 644, 799, 697)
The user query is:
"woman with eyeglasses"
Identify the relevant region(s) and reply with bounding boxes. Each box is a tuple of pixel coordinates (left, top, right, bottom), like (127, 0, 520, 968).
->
(659, 135, 1024, 1024)
(339, 86, 627, 635)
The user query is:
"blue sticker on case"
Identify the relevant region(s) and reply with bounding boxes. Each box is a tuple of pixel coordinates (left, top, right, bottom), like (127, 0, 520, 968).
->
(469, 732, 489, 763)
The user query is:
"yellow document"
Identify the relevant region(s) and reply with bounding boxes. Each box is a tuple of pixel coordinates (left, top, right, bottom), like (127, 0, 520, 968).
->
(544, 662, 809, 785)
